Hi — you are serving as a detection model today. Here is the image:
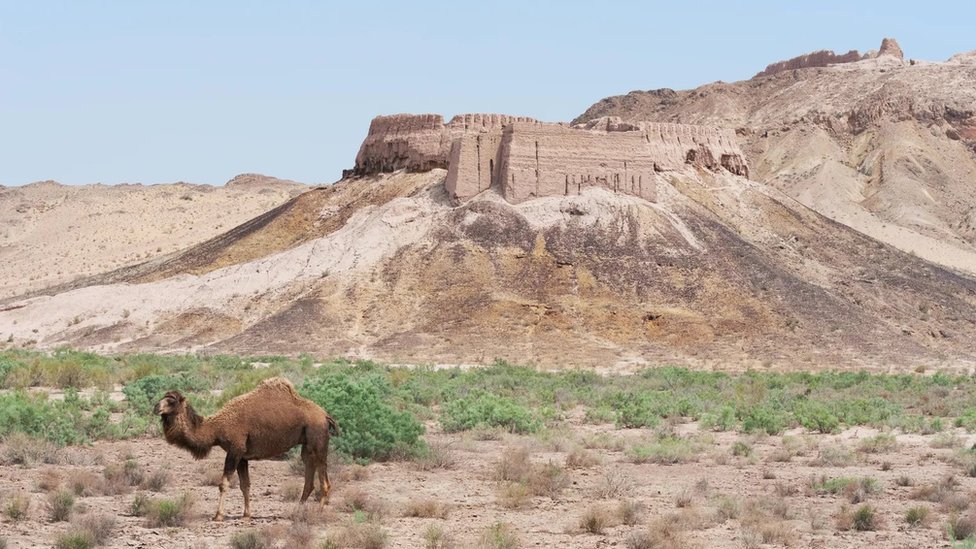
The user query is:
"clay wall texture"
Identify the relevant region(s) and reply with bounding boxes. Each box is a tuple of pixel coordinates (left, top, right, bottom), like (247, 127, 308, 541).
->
(354, 113, 749, 204)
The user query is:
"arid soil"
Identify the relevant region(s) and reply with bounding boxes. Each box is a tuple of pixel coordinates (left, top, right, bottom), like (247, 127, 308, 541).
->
(0, 406, 969, 548)
(0, 175, 305, 299)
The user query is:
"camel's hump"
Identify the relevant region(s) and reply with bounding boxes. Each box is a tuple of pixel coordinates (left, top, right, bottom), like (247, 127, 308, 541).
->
(257, 376, 298, 394)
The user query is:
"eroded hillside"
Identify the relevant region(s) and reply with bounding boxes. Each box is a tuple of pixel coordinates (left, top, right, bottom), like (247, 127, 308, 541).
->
(575, 39, 976, 275)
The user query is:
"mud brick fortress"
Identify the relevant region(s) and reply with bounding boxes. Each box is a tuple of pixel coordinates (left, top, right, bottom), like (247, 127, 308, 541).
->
(352, 113, 749, 204)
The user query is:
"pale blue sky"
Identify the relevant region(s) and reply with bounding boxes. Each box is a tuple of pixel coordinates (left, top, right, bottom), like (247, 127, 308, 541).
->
(1, 1, 973, 186)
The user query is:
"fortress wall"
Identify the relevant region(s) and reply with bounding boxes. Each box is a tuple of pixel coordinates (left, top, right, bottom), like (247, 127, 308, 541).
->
(445, 132, 504, 202)
(498, 122, 661, 203)
(354, 113, 748, 205)
(354, 114, 452, 174)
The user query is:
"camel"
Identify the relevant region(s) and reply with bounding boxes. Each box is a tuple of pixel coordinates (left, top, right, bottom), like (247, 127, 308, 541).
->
(153, 377, 339, 521)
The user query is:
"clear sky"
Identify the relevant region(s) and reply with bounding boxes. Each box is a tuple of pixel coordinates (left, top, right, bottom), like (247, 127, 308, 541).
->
(1, 1, 973, 186)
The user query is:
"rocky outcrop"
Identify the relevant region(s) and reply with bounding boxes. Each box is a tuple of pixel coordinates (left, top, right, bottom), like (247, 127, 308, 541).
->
(357, 113, 749, 205)
(878, 37, 904, 59)
(754, 49, 866, 78)
(754, 38, 905, 78)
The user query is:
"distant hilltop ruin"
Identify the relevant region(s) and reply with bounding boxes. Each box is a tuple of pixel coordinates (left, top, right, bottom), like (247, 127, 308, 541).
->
(754, 37, 905, 78)
(351, 113, 748, 204)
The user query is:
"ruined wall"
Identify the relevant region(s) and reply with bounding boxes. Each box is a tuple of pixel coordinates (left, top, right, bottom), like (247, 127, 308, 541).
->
(753, 39, 904, 79)
(354, 113, 539, 176)
(355, 113, 749, 205)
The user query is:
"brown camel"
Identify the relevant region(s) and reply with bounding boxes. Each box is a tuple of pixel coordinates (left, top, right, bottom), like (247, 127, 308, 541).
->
(153, 377, 339, 521)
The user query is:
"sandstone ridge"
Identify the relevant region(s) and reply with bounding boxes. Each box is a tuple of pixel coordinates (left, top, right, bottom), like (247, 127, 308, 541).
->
(354, 113, 748, 204)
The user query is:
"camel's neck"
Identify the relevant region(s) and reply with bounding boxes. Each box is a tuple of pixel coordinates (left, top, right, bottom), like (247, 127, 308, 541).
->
(162, 403, 216, 459)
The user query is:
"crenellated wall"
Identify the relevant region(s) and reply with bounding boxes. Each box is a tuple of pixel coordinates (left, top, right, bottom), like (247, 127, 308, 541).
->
(353, 113, 749, 204)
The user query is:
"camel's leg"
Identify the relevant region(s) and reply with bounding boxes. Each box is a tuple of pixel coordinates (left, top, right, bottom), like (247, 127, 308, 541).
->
(316, 448, 331, 507)
(299, 445, 316, 503)
(214, 452, 240, 521)
(237, 459, 251, 519)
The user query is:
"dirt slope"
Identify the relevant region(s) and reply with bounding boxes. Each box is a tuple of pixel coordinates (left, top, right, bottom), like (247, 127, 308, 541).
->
(2, 169, 974, 370)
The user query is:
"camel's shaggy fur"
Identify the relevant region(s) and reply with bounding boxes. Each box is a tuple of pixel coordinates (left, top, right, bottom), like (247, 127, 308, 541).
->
(154, 376, 339, 521)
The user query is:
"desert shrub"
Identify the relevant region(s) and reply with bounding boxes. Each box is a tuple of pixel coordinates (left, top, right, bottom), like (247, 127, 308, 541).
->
(905, 505, 930, 527)
(813, 443, 856, 467)
(145, 492, 194, 527)
(71, 513, 116, 545)
(741, 405, 789, 435)
(66, 470, 101, 497)
(441, 392, 540, 434)
(402, 498, 448, 519)
(324, 522, 389, 549)
(731, 440, 752, 457)
(130, 493, 152, 516)
(565, 446, 601, 468)
(340, 488, 386, 520)
(700, 404, 736, 431)
(47, 489, 75, 522)
(478, 522, 520, 549)
(618, 499, 644, 525)
(53, 530, 94, 549)
(121, 373, 206, 415)
(595, 469, 634, 499)
(102, 459, 143, 495)
(628, 437, 699, 464)
(0, 392, 93, 446)
(496, 482, 531, 509)
(579, 505, 611, 534)
(421, 524, 455, 549)
(836, 504, 879, 531)
(932, 432, 965, 449)
(412, 440, 457, 470)
(858, 433, 897, 453)
(230, 530, 267, 549)
(526, 461, 569, 499)
(794, 401, 840, 433)
(948, 512, 976, 540)
(4, 493, 30, 520)
(613, 393, 664, 428)
(300, 373, 424, 461)
(143, 469, 169, 492)
(494, 446, 532, 482)
(0, 432, 61, 466)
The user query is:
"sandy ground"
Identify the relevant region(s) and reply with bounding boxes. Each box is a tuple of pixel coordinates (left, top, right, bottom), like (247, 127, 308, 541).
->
(0, 176, 306, 299)
(0, 407, 971, 548)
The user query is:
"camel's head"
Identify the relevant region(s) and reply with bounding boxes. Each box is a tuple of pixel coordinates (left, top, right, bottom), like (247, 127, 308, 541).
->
(153, 391, 185, 417)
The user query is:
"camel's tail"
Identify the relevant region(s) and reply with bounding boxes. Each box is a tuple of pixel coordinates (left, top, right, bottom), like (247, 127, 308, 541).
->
(327, 415, 341, 437)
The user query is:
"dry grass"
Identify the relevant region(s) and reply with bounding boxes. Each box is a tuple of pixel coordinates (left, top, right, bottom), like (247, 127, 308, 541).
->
(617, 499, 644, 526)
(812, 443, 856, 467)
(338, 464, 370, 482)
(905, 505, 930, 527)
(3, 493, 30, 521)
(145, 492, 195, 528)
(578, 504, 613, 534)
(143, 469, 170, 492)
(414, 440, 458, 471)
(674, 489, 694, 508)
(0, 434, 61, 467)
(340, 487, 386, 520)
(403, 498, 449, 519)
(910, 475, 958, 503)
(71, 513, 116, 545)
(477, 522, 520, 549)
(66, 470, 102, 497)
(102, 459, 144, 495)
(421, 524, 456, 549)
(835, 504, 881, 531)
(565, 447, 601, 469)
(526, 461, 569, 499)
(858, 433, 898, 453)
(496, 482, 531, 509)
(948, 512, 976, 540)
(494, 446, 532, 483)
(46, 489, 75, 522)
(36, 468, 61, 492)
(281, 481, 303, 502)
(581, 433, 626, 451)
(594, 468, 634, 499)
(323, 522, 389, 549)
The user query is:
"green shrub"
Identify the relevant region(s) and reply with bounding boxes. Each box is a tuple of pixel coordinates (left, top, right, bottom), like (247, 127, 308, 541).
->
(300, 373, 424, 461)
(47, 489, 75, 522)
(794, 401, 840, 433)
(627, 437, 699, 464)
(741, 405, 788, 435)
(121, 373, 205, 415)
(53, 530, 94, 549)
(700, 405, 736, 431)
(145, 492, 194, 527)
(731, 441, 752, 457)
(614, 393, 664, 429)
(441, 393, 540, 434)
